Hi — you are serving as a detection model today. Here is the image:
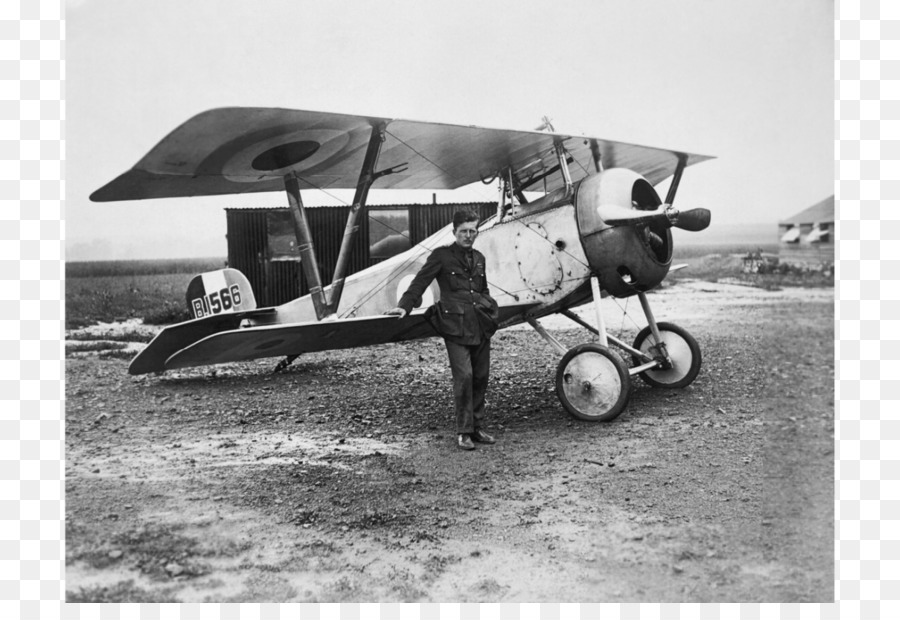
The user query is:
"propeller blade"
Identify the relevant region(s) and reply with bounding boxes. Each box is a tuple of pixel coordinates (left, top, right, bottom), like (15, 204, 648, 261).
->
(672, 208, 711, 232)
(597, 204, 668, 227)
(598, 204, 711, 232)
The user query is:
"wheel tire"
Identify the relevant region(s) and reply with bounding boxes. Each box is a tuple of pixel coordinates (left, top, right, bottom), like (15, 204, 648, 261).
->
(631, 322, 701, 389)
(556, 343, 631, 422)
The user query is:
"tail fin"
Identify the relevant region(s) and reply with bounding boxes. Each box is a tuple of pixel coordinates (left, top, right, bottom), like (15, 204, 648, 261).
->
(186, 268, 257, 319)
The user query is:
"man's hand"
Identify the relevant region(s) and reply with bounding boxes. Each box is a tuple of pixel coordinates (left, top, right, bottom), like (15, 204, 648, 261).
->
(383, 307, 407, 318)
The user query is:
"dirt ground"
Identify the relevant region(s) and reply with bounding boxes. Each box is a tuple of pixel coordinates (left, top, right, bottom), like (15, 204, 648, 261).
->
(64, 280, 834, 603)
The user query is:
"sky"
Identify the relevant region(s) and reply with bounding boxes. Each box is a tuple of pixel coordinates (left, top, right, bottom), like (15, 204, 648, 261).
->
(66, 0, 834, 260)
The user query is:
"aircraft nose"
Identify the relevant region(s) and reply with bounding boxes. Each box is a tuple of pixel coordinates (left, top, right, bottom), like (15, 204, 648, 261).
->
(575, 168, 673, 297)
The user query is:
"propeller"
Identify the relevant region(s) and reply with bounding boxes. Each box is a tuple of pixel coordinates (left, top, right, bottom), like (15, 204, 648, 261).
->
(597, 204, 711, 232)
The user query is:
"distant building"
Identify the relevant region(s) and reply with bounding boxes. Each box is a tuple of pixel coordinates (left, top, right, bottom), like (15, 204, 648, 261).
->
(225, 202, 494, 307)
(777, 196, 834, 267)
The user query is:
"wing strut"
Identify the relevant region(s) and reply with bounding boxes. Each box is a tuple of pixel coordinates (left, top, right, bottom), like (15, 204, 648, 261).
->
(589, 139, 603, 173)
(664, 153, 688, 205)
(329, 121, 394, 315)
(284, 121, 399, 320)
(285, 173, 330, 319)
(554, 139, 573, 192)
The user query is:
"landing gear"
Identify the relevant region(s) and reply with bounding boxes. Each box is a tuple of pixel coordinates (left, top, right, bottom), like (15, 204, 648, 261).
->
(528, 280, 702, 422)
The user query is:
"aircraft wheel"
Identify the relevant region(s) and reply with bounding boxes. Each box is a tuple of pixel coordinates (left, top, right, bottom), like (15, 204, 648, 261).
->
(631, 322, 701, 389)
(556, 343, 631, 422)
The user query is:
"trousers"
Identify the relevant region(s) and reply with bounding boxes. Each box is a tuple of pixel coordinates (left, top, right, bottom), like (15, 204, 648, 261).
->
(444, 338, 491, 434)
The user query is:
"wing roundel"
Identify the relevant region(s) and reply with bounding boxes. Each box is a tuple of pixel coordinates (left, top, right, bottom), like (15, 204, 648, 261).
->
(90, 108, 379, 201)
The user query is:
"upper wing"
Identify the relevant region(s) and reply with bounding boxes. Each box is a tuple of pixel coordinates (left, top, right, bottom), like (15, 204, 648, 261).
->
(91, 107, 713, 202)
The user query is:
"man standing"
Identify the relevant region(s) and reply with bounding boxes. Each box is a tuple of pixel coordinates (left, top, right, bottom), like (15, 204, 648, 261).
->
(385, 210, 500, 450)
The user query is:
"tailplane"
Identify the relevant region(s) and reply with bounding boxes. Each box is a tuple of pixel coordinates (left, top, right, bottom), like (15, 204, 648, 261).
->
(130, 269, 273, 375)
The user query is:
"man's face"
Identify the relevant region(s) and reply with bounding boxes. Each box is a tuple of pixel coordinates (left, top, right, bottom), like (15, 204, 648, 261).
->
(454, 221, 479, 249)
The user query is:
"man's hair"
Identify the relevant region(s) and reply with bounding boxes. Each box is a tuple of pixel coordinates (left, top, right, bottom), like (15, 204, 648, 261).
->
(452, 209, 480, 231)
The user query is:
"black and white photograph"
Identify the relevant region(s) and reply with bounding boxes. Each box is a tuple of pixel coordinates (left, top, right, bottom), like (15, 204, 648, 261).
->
(64, 0, 834, 604)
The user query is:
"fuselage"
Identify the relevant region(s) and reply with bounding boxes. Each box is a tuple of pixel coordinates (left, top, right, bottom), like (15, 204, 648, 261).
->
(257, 167, 672, 330)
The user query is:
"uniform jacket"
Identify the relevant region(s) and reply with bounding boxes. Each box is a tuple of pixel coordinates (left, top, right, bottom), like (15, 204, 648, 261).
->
(398, 242, 500, 345)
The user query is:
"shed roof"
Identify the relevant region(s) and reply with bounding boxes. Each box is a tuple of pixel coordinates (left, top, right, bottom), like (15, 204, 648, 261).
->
(779, 195, 834, 225)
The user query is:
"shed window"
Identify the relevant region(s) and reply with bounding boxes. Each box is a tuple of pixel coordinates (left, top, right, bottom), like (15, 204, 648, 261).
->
(267, 211, 301, 261)
(369, 209, 411, 260)
(780, 226, 800, 243)
(806, 223, 830, 243)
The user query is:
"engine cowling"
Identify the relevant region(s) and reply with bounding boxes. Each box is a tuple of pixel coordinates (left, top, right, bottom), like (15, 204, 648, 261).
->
(575, 168, 673, 298)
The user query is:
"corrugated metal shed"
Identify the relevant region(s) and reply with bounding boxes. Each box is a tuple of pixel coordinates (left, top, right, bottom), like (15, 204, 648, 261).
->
(226, 203, 494, 306)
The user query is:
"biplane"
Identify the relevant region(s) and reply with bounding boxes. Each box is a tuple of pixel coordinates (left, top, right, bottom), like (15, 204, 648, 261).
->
(91, 108, 713, 421)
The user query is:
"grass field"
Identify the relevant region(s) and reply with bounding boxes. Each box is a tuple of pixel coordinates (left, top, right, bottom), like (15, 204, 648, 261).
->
(65, 258, 225, 328)
(64, 245, 832, 329)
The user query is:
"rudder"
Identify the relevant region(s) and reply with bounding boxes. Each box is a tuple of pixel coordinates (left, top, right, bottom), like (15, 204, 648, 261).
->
(186, 268, 257, 319)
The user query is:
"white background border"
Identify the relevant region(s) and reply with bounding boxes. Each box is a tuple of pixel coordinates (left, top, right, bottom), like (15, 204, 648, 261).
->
(5, 0, 866, 617)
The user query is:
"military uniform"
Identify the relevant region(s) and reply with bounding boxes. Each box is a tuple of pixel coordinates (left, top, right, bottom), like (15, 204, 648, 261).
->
(398, 242, 499, 434)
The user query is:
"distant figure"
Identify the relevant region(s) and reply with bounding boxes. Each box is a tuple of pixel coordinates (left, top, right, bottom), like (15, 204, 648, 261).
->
(385, 210, 499, 450)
